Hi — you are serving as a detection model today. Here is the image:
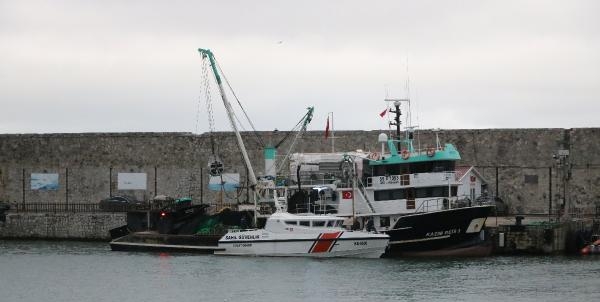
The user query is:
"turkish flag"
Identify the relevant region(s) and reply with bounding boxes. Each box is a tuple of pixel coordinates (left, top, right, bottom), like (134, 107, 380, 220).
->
(379, 108, 388, 118)
(342, 190, 353, 199)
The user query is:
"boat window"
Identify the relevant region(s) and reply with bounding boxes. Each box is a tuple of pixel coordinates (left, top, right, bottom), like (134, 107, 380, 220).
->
(299, 221, 309, 227)
(392, 189, 405, 199)
(376, 186, 459, 201)
(400, 174, 410, 185)
(374, 190, 391, 201)
(415, 188, 428, 198)
(375, 189, 406, 201)
(441, 186, 458, 197)
(285, 221, 297, 225)
(326, 220, 335, 227)
(336, 221, 343, 227)
(431, 186, 444, 197)
(312, 221, 326, 227)
(380, 216, 390, 227)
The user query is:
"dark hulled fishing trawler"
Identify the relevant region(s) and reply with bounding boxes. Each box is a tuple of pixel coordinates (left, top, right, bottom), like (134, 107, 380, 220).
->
(287, 99, 494, 257)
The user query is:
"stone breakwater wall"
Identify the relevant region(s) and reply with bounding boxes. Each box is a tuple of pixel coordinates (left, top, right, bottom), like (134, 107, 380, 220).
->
(0, 213, 126, 240)
(1, 129, 599, 215)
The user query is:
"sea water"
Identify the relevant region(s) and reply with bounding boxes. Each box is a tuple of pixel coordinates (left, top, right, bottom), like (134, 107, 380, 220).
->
(0, 240, 599, 302)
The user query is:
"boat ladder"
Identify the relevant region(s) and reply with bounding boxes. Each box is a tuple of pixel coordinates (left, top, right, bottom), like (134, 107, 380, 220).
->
(356, 178, 376, 213)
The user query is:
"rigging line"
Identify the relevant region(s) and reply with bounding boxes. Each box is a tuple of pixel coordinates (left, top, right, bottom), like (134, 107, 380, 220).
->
(215, 59, 265, 148)
(201, 58, 218, 156)
(232, 108, 249, 133)
(198, 59, 208, 136)
(274, 117, 304, 148)
(274, 110, 313, 175)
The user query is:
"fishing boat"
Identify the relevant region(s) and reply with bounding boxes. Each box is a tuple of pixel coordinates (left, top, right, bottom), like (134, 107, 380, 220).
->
(216, 211, 389, 258)
(286, 99, 495, 257)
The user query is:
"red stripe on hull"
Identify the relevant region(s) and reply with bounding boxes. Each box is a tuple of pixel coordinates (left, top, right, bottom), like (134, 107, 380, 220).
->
(310, 232, 342, 253)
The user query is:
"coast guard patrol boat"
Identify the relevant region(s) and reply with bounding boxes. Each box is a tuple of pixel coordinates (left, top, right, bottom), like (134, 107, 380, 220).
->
(216, 199, 389, 258)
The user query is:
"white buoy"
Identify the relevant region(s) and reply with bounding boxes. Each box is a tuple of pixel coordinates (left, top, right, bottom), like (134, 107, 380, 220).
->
(378, 133, 388, 156)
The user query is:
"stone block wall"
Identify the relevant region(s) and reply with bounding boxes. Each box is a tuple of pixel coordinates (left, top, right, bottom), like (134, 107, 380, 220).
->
(0, 213, 126, 240)
(1, 129, 599, 215)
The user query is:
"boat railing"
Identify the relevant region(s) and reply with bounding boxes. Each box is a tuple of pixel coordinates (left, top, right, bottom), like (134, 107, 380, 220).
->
(226, 228, 258, 233)
(414, 197, 445, 213)
(415, 195, 484, 213)
(8, 202, 101, 213)
(293, 202, 338, 215)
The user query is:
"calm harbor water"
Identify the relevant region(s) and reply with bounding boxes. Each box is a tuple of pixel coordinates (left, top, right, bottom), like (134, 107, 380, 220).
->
(1, 240, 599, 302)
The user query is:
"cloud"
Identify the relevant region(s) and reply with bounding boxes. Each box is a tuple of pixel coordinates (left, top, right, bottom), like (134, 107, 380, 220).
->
(1, 0, 599, 134)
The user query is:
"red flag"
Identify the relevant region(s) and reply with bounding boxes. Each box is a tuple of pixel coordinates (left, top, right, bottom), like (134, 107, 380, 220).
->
(324, 117, 330, 139)
(379, 108, 388, 118)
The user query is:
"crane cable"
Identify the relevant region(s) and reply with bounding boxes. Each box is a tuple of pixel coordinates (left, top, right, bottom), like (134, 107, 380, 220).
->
(215, 59, 265, 148)
(200, 56, 224, 177)
(201, 58, 218, 157)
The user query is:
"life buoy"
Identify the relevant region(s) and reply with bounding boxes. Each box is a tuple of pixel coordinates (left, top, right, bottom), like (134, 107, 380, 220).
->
(401, 149, 410, 160)
(368, 152, 380, 160)
(426, 147, 435, 157)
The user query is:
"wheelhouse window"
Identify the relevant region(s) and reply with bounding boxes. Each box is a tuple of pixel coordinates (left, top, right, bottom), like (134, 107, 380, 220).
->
(326, 220, 335, 227)
(312, 221, 326, 227)
(285, 221, 297, 225)
(441, 186, 458, 197)
(374, 186, 458, 201)
(370, 160, 456, 176)
(299, 221, 310, 227)
(431, 186, 444, 197)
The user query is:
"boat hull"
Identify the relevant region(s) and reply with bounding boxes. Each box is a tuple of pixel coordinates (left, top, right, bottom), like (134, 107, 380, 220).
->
(384, 205, 494, 257)
(216, 230, 389, 258)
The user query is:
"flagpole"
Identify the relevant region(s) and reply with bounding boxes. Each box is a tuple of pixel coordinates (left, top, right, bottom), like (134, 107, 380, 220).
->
(329, 112, 335, 153)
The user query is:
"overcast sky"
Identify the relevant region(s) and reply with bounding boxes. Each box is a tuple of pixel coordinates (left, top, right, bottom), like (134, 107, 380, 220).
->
(1, 0, 599, 134)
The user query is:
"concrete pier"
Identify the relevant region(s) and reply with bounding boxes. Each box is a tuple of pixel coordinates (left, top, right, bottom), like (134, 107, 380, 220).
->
(486, 215, 598, 254)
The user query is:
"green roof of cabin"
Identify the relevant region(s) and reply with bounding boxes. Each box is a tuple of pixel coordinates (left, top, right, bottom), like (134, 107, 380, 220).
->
(369, 140, 461, 166)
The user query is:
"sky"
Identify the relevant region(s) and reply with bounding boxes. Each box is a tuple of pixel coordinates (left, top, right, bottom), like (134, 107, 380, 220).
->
(1, 0, 599, 134)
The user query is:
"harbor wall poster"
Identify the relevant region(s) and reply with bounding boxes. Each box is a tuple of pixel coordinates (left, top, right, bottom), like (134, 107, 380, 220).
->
(208, 173, 240, 192)
(30, 173, 59, 191)
(117, 173, 147, 190)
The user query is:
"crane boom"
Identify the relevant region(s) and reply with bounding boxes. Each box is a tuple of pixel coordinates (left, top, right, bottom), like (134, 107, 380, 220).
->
(198, 48, 258, 189)
(275, 106, 314, 175)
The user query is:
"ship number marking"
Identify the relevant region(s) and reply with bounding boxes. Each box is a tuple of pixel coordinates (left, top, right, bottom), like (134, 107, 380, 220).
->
(379, 175, 400, 185)
(232, 243, 252, 248)
(425, 228, 461, 237)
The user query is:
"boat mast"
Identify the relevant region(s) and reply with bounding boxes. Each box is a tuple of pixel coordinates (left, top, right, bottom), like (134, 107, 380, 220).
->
(198, 48, 258, 190)
(385, 98, 408, 150)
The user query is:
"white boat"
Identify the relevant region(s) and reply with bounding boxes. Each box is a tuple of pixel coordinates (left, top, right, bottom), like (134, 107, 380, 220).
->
(216, 211, 389, 258)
